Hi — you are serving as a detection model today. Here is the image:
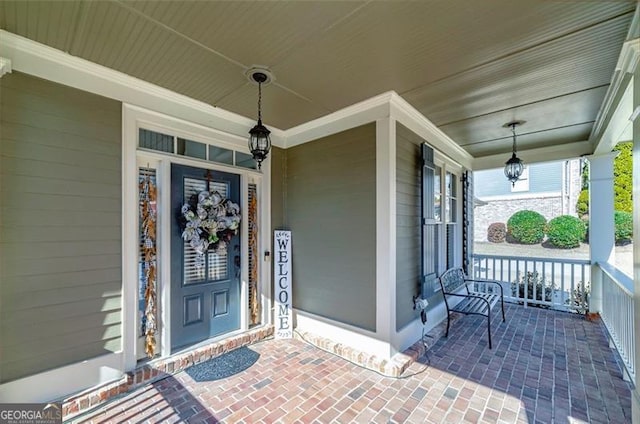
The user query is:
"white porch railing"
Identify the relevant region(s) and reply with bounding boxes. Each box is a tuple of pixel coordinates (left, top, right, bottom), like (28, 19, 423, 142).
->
(472, 254, 590, 312)
(598, 262, 635, 382)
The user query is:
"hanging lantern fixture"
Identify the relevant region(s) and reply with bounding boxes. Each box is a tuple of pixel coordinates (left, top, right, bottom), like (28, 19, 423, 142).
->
(248, 71, 271, 170)
(503, 120, 525, 186)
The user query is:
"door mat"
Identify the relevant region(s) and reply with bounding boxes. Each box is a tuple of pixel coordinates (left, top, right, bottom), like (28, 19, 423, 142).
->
(185, 346, 260, 382)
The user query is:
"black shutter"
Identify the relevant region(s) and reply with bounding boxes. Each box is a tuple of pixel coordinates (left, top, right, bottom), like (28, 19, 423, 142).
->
(462, 170, 474, 276)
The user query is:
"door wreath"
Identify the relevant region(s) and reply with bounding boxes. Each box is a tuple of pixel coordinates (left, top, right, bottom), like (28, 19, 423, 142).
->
(180, 190, 241, 269)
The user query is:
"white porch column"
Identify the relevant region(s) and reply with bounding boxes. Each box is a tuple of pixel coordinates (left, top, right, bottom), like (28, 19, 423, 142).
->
(375, 117, 396, 351)
(632, 49, 640, 423)
(587, 152, 618, 313)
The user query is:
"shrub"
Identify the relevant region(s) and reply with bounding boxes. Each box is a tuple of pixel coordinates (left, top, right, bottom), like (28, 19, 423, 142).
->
(575, 142, 632, 218)
(614, 210, 633, 244)
(546, 215, 586, 249)
(582, 217, 589, 243)
(566, 281, 590, 314)
(511, 271, 552, 307)
(576, 189, 589, 218)
(487, 222, 506, 243)
(613, 142, 632, 213)
(507, 210, 547, 244)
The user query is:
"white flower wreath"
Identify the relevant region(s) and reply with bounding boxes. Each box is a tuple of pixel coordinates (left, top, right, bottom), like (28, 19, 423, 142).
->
(181, 190, 241, 268)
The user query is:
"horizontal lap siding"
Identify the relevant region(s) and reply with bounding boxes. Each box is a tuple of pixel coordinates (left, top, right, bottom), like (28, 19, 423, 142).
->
(286, 124, 376, 331)
(396, 125, 421, 330)
(0, 72, 122, 383)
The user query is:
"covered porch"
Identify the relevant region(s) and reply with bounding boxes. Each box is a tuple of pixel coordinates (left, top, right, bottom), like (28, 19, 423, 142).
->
(0, 1, 639, 422)
(75, 304, 631, 423)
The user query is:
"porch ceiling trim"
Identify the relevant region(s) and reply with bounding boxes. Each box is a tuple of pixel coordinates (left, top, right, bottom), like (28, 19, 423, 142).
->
(0, 30, 287, 148)
(0, 56, 11, 77)
(589, 3, 638, 152)
(0, 29, 474, 169)
(591, 36, 640, 153)
(390, 92, 474, 170)
(472, 140, 592, 171)
(284, 91, 474, 169)
(284, 91, 394, 148)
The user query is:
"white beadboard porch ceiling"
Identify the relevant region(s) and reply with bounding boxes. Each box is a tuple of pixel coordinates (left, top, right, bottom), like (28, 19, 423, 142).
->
(0, 0, 636, 159)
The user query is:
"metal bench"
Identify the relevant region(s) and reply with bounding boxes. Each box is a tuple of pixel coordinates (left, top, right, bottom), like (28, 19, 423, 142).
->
(439, 267, 505, 349)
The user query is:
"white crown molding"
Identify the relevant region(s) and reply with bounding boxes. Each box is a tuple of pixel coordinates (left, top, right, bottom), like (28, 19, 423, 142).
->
(593, 79, 634, 155)
(0, 56, 12, 78)
(0, 30, 472, 168)
(283, 89, 474, 171)
(389, 92, 474, 170)
(284, 91, 394, 148)
(473, 140, 592, 171)
(0, 30, 286, 147)
(616, 38, 640, 73)
(590, 35, 639, 148)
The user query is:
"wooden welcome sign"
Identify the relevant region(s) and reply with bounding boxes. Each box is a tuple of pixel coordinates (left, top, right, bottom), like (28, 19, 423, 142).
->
(274, 230, 292, 339)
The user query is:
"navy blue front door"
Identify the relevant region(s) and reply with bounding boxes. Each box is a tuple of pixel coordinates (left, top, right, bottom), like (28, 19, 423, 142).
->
(171, 164, 241, 351)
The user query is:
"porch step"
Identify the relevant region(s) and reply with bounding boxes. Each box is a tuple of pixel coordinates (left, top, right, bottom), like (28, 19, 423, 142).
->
(62, 326, 274, 422)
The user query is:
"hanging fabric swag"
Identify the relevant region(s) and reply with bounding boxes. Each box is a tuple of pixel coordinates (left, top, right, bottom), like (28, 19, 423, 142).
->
(140, 175, 157, 358)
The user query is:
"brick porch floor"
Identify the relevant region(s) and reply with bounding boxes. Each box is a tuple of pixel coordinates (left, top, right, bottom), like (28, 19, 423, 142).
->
(74, 305, 632, 423)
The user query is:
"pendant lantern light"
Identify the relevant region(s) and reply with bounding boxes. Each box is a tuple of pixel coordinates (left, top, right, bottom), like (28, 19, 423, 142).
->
(503, 120, 525, 186)
(248, 71, 271, 170)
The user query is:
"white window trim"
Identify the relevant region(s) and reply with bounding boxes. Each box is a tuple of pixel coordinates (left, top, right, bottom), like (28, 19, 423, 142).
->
(511, 165, 530, 192)
(432, 157, 463, 275)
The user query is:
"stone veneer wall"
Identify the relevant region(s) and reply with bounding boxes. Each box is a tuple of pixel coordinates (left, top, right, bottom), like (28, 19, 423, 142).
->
(474, 195, 564, 242)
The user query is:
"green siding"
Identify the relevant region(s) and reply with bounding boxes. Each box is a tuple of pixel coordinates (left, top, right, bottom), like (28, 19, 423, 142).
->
(270, 146, 287, 299)
(0, 72, 122, 383)
(396, 124, 422, 330)
(270, 146, 287, 231)
(285, 124, 376, 331)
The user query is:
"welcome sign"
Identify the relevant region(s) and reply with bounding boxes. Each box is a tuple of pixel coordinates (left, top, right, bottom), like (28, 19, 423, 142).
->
(274, 230, 292, 339)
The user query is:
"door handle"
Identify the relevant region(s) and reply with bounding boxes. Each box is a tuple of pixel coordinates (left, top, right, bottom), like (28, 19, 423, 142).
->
(234, 255, 241, 278)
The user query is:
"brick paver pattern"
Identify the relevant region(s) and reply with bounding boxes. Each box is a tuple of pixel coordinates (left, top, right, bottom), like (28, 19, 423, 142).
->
(77, 305, 632, 423)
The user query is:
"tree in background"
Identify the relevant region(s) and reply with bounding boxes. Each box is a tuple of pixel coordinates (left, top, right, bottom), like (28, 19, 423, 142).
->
(613, 142, 632, 213)
(576, 141, 632, 217)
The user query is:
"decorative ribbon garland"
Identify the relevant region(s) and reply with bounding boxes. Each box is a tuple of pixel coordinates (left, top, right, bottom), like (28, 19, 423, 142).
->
(248, 186, 260, 325)
(140, 175, 157, 358)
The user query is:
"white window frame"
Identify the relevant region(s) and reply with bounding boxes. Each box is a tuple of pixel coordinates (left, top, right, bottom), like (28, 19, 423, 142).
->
(511, 165, 530, 192)
(434, 154, 463, 275)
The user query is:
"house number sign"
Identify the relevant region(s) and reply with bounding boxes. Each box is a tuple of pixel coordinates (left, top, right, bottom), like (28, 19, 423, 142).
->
(274, 230, 292, 339)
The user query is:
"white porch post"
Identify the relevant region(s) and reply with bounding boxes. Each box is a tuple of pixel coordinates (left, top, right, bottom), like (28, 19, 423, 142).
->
(587, 152, 618, 314)
(632, 56, 640, 423)
(375, 117, 396, 351)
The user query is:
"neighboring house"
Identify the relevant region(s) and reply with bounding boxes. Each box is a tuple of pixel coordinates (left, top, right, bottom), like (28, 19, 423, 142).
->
(473, 159, 583, 242)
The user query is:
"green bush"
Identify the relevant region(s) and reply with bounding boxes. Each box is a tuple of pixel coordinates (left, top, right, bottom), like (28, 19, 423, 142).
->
(582, 217, 589, 243)
(615, 210, 633, 244)
(487, 222, 506, 243)
(566, 281, 590, 314)
(511, 271, 552, 307)
(507, 210, 547, 244)
(575, 142, 632, 217)
(546, 215, 586, 248)
(576, 189, 589, 218)
(613, 142, 632, 213)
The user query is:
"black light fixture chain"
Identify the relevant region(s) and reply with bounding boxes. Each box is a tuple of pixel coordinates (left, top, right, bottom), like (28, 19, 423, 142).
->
(257, 80, 262, 122)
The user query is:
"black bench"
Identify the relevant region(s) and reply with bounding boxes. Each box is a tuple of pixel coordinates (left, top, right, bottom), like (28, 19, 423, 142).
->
(439, 267, 505, 349)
